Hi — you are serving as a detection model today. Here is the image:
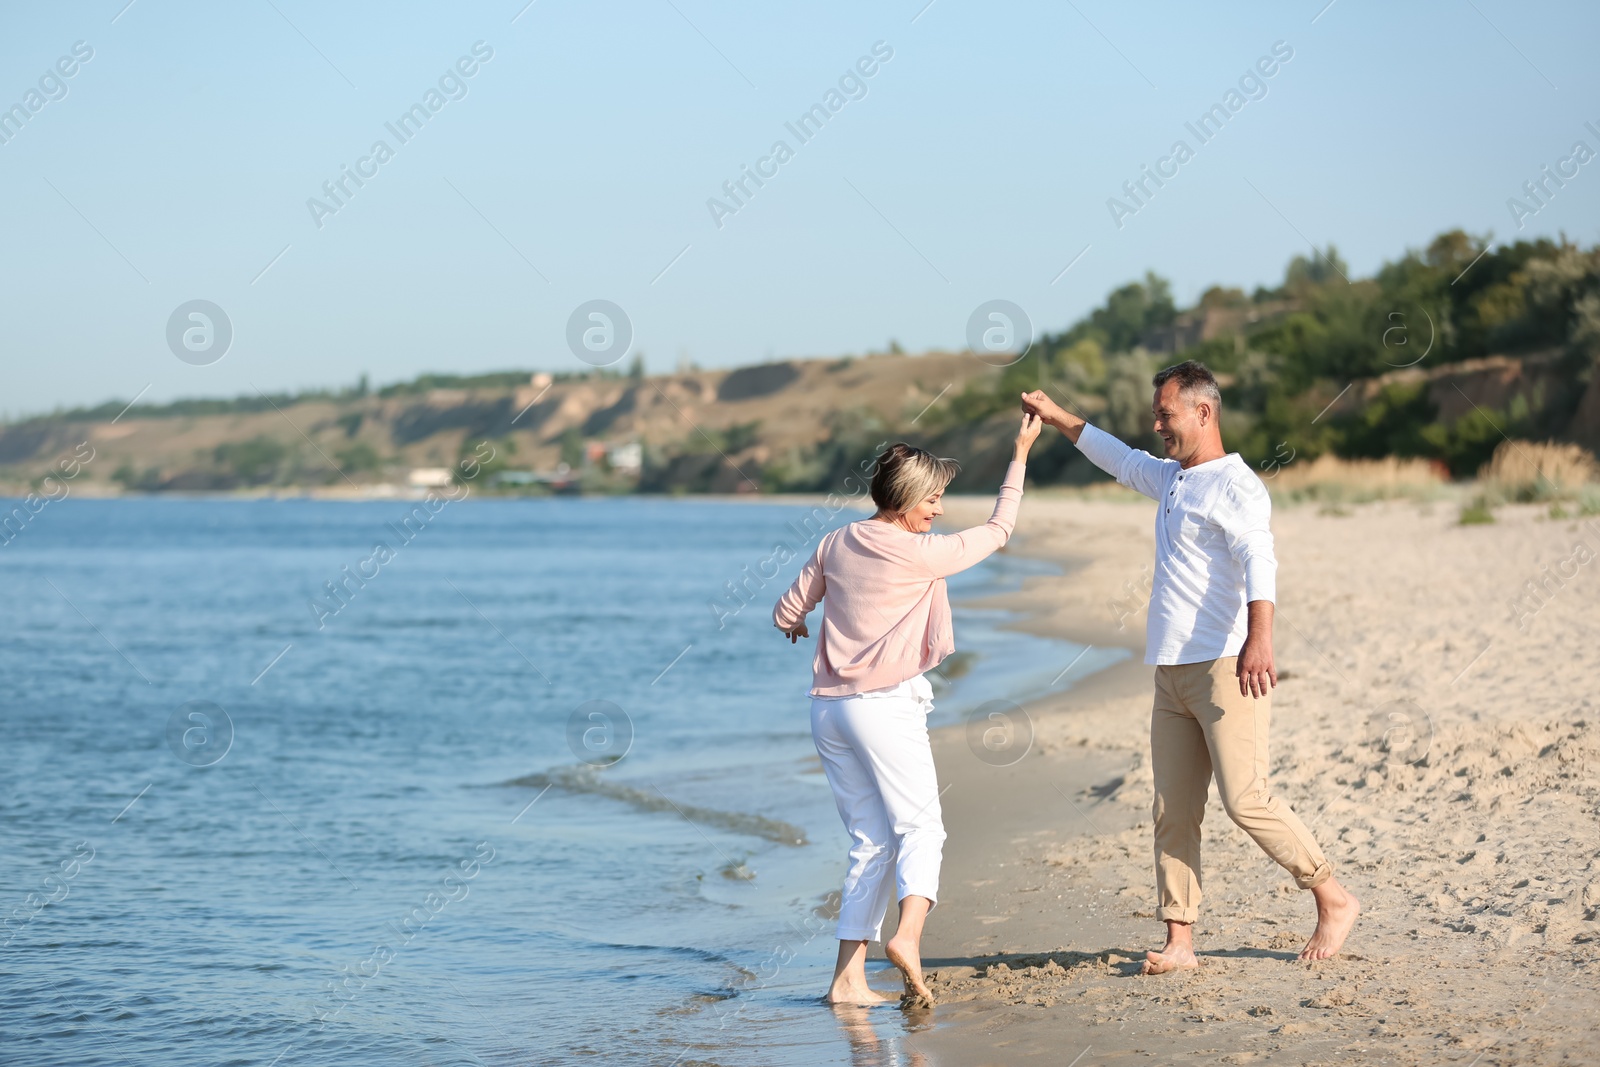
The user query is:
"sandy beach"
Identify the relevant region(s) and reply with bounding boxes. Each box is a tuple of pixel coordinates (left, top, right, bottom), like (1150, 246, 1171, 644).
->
(876, 488, 1600, 1065)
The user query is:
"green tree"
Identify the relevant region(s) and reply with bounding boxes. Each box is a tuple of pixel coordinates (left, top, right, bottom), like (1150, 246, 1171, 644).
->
(214, 436, 288, 485)
(1102, 349, 1161, 442)
(559, 428, 585, 469)
(1054, 338, 1106, 390)
(336, 442, 382, 473)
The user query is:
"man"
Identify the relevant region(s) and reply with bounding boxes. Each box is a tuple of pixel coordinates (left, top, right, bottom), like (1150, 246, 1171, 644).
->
(1021, 361, 1358, 972)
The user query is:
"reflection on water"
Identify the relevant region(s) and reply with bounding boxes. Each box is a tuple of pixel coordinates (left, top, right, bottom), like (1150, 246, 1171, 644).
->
(830, 1003, 935, 1067)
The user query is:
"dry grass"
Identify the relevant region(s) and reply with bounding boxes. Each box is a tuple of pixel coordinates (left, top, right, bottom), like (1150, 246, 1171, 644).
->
(1268, 452, 1447, 505)
(1477, 439, 1600, 500)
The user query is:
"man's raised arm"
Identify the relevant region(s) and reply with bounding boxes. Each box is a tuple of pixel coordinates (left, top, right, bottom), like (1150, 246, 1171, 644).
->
(1020, 390, 1168, 501)
(1020, 389, 1088, 443)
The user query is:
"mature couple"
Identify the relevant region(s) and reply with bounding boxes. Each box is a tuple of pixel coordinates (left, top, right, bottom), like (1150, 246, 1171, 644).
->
(772, 359, 1359, 1007)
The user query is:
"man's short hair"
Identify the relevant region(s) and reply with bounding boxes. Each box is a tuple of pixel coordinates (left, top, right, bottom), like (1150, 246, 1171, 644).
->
(1152, 359, 1222, 412)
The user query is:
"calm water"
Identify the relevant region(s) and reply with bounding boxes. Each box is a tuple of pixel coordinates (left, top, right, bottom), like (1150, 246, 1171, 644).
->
(0, 497, 1122, 1066)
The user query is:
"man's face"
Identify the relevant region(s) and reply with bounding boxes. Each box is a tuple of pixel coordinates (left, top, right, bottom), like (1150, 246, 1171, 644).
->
(1151, 380, 1205, 459)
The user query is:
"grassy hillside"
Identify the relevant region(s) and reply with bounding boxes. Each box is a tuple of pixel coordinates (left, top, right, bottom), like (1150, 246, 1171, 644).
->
(950, 230, 1600, 482)
(0, 351, 997, 497)
(3, 228, 1596, 498)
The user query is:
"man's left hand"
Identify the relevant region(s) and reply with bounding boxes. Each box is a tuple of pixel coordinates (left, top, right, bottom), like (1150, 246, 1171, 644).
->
(1236, 634, 1277, 698)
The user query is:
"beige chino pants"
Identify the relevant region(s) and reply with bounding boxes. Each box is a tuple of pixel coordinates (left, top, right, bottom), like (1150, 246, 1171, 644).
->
(1151, 655, 1331, 924)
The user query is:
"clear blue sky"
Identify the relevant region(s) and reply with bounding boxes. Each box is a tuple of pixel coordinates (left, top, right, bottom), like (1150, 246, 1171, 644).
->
(2, 0, 1597, 416)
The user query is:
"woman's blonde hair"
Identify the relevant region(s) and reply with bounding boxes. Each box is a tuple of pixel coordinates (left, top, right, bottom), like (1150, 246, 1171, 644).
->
(869, 443, 961, 514)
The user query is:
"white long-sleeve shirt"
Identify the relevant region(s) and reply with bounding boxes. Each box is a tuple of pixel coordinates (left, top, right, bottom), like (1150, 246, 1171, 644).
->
(1076, 422, 1276, 666)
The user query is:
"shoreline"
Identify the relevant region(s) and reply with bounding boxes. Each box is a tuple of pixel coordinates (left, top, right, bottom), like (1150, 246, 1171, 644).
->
(876, 492, 1600, 1065)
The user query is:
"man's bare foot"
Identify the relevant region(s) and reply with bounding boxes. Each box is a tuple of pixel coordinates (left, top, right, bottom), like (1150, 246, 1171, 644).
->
(884, 934, 934, 1007)
(825, 980, 887, 1005)
(1141, 943, 1199, 975)
(1300, 882, 1360, 961)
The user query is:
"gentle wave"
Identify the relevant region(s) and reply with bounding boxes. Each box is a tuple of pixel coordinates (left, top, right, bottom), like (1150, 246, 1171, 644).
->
(503, 765, 809, 846)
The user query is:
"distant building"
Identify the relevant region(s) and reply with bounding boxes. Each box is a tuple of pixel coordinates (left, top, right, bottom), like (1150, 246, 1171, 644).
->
(608, 442, 643, 473)
(407, 468, 454, 488)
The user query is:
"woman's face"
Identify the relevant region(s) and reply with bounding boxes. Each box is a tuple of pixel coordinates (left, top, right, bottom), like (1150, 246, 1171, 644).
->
(894, 489, 944, 533)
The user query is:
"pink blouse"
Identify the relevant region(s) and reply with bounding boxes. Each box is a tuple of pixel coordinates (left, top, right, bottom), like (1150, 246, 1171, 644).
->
(773, 461, 1026, 696)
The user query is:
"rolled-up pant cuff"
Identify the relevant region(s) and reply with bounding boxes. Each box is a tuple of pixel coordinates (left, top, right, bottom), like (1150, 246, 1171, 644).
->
(1156, 906, 1198, 924)
(835, 925, 882, 942)
(1296, 861, 1333, 891)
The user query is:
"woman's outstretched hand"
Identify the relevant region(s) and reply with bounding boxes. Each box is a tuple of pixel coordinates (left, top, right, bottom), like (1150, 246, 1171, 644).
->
(1014, 411, 1042, 459)
(783, 621, 810, 644)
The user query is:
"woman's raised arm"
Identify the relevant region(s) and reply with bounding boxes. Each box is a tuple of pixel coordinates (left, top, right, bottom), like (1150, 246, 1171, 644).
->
(916, 412, 1039, 579)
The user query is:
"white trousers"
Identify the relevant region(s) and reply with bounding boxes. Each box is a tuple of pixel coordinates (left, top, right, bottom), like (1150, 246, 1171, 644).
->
(809, 675, 946, 942)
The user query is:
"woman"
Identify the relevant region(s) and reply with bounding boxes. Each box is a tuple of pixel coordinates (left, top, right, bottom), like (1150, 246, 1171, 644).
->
(773, 412, 1042, 1008)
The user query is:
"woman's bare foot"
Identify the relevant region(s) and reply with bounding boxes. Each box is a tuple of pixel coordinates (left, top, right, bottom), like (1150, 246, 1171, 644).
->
(899, 989, 934, 1012)
(1299, 879, 1360, 960)
(884, 895, 936, 1009)
(826, 938, 885, 1005)
(1141, 919, 1199, 975)
(825, 980, 887, 1006)
(885, 934, 934, 1007)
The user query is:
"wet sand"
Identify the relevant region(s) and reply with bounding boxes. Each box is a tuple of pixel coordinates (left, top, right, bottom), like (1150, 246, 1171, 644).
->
(889, 489, 1600, 1066)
